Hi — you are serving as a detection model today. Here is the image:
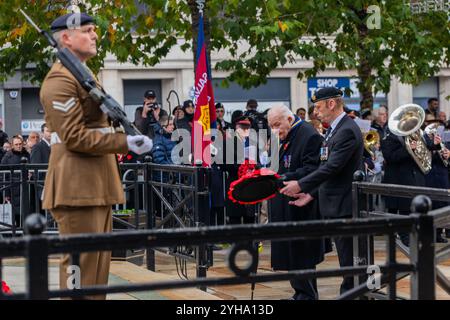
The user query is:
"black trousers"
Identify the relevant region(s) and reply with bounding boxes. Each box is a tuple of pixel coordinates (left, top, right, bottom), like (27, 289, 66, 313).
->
(211, 206, 225, 226)
(334, 236, 355, 294)
(290, 270, 318, 300)
(334, 234, 370, 295)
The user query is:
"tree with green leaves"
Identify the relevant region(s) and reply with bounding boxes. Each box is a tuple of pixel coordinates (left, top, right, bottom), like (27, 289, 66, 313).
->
(0, 0, 448, 109)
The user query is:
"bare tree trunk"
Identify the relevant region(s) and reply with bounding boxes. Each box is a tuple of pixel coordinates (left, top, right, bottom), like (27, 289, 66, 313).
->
(358, 55, 374, 111)
(188, 0, 212, 72)
(355, 7, 374, 111)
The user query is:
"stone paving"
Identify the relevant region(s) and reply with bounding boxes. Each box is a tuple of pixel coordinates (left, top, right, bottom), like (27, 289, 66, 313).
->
(2, 238, 450, 300)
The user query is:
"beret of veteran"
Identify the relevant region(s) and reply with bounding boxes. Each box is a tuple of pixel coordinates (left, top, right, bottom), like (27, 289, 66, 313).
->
(50, 13, 95, 32)
(310, 87, 344, 103)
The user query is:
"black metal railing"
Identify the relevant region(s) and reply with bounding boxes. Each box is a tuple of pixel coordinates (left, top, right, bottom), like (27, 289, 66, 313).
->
(352, 171, 450, 298)
(0, 193, 439, 300)
(145, 163, 211, 278)
(0, 162, 212, 277)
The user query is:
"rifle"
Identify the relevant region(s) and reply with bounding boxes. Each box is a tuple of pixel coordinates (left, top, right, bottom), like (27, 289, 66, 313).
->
(19, 9, 143, 142)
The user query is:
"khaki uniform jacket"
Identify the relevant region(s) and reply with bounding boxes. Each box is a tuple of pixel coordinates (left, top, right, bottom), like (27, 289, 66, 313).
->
(39, 62, 128, 209)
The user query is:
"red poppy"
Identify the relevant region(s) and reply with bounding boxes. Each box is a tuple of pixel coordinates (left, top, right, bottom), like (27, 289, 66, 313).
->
(2, 281, 11, 294)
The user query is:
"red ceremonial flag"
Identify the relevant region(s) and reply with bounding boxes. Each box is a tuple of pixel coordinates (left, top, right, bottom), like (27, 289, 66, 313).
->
(192, 13, 216, 167)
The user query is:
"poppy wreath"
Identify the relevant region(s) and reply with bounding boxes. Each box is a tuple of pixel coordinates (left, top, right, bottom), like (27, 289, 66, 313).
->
(228, 168, 281, 205)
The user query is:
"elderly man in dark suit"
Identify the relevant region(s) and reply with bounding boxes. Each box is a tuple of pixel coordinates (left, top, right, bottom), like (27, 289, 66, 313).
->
(268, 104, 325, 300)
(280, 87, 364, 294)
(30, 123, 51, 164)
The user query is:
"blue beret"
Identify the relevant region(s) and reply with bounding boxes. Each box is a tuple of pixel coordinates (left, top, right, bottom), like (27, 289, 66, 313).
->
(50, 13, 95, 32)
(311, 87, 343, 103)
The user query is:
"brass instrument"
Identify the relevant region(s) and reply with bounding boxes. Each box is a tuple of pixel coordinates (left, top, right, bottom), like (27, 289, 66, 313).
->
(363, 130, 380, 158)
(424, 122, 448, 167)
(388, 104, 432, 174)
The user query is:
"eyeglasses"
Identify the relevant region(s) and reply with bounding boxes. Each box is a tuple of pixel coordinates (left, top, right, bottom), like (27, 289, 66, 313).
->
(216, 110, 224, 113)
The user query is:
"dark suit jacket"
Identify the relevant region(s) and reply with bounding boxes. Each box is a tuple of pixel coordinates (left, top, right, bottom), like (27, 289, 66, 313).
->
(298, 114, 364, 218)
(270, 120, 324, 270)
(30, 140, 51, 164)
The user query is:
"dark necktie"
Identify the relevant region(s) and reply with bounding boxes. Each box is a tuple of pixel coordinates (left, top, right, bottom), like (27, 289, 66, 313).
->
(324, 127, 333, 140)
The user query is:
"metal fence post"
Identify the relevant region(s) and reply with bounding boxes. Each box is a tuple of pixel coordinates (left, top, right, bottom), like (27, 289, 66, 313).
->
(409, 195, 435, 300)
(195, 164, 210, 290)
(145, 162, 156, 271)
(24, 214, 49, 300)
(352, 170, 369, 293)
(387, 233, 397, 299)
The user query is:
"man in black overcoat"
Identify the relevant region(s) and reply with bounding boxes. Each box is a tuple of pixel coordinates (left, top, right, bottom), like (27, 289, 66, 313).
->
(280, 87, 364, 295)
(267, 104, 325, 300)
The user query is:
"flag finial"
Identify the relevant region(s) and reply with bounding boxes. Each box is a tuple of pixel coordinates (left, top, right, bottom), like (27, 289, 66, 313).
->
(196, 0, 205, 14)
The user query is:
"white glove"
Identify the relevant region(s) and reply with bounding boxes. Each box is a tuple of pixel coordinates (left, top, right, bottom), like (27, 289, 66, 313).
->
(127, 135, 153, 155)
(210, 144, 218, 157)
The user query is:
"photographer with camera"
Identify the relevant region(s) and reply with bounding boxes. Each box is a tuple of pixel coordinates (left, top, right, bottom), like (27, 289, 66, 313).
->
(134, 89, 168, 139)
(243, 98, 270, 139)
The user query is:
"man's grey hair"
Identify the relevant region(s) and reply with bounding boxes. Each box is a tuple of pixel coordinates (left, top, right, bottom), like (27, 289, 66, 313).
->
(52, 30, 65, 47)
(53, 29, 75, 47)
(267, 104, 294, 120)
(373, 105, 388, 117)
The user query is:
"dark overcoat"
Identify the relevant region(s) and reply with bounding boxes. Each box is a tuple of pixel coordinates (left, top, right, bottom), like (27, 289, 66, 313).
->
(270, 120, 325, 270)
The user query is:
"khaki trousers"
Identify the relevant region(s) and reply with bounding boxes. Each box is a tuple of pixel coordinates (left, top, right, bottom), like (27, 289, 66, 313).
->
(51, 206, 112, 300)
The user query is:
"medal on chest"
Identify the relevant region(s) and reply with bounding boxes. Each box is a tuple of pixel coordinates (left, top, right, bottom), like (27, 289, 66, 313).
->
(320, 144, 329, 162)
(283, 154, 291, 168)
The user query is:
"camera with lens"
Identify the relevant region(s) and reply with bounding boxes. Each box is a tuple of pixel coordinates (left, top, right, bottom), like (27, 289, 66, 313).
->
(144, 101, 159, 111)
(144, 101, 160, 123)
(244, 109, 269, 132)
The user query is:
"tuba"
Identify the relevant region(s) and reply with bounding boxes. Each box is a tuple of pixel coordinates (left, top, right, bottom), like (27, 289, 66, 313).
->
(388, 104, 432, 174)
(363, 130, 380, 158)
(424, 122, 448, 167)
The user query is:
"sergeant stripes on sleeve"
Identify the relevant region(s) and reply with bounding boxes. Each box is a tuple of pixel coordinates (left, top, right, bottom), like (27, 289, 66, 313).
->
(52, 97, 76, 113)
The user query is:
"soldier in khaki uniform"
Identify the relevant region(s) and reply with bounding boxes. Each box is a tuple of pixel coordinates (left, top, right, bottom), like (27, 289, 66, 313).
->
(39, 12, 153, 299)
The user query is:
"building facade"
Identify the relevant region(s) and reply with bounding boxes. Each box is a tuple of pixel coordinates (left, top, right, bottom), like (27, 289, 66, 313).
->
(1, 40, 449, 134)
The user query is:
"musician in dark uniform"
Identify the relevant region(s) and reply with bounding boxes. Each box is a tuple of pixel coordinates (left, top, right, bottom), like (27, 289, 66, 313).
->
(381, 111, 440, 246)
(424, 132, 450, 243)
(280, 87, 364, 294)
(267, 105, 325, 300)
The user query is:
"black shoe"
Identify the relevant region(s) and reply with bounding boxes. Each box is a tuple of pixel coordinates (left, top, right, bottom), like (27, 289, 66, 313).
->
(281, 294, 297, 301)
(445, 230, 450, 238)
(436, 234, 448, 243)
(294, 293, 317, 300)
(210, 244, 222, 251)
(399, 234, 409, 247)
